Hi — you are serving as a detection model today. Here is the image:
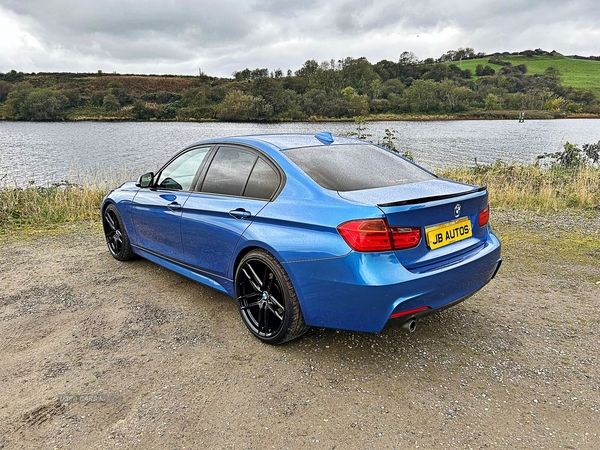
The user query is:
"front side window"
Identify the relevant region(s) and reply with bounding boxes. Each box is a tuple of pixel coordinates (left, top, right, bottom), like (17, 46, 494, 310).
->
(157, 147, 210, 191)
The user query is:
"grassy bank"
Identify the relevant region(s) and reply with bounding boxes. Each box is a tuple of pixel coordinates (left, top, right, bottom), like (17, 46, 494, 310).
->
(367, 110, 581, 121)
(0, 182, 106, 237)
(440, 164, 600, 211)
(1, 164, 598, 238)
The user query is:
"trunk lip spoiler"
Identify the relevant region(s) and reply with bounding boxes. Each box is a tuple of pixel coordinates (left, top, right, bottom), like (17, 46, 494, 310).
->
(377, 185, 487, 207)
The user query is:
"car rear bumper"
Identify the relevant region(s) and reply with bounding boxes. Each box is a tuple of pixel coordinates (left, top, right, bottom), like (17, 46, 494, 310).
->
(285, 231, 502, 333)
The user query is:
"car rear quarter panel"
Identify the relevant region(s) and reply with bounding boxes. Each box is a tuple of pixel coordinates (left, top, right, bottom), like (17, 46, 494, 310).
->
(230, 176, 381, 270)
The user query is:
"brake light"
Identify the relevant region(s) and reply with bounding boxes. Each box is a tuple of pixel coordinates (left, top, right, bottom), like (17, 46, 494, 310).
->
(478, 204, 490, 227)
(337, 219, 421, 252)
(390, 226, 422, 249)
(337, 219, 391, 252)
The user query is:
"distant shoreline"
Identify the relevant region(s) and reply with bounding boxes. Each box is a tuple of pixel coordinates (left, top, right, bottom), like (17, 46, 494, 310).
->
(1, 112, 599, 123)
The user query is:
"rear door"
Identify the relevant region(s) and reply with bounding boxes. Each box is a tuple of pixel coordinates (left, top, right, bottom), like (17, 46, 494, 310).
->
(180, 145, 282, 278)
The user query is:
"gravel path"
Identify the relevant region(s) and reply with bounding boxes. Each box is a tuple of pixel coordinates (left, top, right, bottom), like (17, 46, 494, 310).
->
(0, 210, 599, 449)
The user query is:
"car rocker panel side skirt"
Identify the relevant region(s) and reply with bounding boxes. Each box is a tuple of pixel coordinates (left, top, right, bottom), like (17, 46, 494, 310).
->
(131, 244, 234, 296)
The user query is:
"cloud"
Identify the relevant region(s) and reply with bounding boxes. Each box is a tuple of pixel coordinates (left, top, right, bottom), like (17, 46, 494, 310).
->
(0, 0, 598, 76)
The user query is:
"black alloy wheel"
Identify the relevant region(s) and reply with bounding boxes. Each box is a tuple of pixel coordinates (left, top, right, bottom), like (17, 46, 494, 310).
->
(235, 250, 309, 344)
(102, 204, 134, 261)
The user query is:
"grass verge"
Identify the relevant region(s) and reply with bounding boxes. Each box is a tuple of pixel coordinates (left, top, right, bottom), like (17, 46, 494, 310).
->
(0, 182, 106, 239)
(1, 164, 598, 239)
(440, 163, 600, 211)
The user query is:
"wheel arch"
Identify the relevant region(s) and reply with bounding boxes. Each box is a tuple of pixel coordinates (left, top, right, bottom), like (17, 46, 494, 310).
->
(230, 241, 296, 282)
(101, 198, 138, 252)
(231, 245, 271, 281)
(233, 244, 310, 344)
(100, 198, 116, 216)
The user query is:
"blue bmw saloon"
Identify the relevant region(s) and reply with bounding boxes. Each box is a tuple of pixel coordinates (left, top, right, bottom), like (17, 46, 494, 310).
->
(102, 133, 501, 344)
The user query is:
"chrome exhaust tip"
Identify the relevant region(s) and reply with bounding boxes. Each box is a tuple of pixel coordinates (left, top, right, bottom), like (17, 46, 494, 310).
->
(402, 319, 417, 333)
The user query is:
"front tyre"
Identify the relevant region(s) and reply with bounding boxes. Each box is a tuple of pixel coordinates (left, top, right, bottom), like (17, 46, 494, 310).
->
(102, 204, 134, 261)
(235, 250, 309, 344)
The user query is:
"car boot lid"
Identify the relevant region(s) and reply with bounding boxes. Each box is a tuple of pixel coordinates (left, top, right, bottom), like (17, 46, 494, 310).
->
(337, 179, 485, 207)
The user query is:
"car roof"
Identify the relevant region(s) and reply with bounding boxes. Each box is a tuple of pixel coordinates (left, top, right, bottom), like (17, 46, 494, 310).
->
(193, 133, 365, 151)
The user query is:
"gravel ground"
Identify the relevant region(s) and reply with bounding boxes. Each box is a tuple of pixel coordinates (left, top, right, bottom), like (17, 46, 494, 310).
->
(0, 210, 599, 449)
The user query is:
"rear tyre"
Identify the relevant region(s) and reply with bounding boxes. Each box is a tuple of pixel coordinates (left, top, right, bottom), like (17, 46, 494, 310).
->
(235, 250, 309, 344)
(102, 204, 134, 261)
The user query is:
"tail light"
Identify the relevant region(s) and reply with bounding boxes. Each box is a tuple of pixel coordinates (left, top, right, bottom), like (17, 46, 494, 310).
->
(478, 204, 490, 227)
(337, 219, 421, 252)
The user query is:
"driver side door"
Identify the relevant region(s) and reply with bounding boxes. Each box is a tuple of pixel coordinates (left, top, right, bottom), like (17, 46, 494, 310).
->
(130, 146, 211, 262)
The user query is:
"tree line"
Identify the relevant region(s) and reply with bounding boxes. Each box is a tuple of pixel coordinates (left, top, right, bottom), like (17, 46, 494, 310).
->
(0, 48, 598, 121)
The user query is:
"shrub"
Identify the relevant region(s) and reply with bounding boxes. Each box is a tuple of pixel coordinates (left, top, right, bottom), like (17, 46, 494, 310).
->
(215, 90, 273, 121)
(103, 93, 121, 111)
(19, 89, 69, 120)
(537, 141, 600, 170)
(131, 101, 156, 120)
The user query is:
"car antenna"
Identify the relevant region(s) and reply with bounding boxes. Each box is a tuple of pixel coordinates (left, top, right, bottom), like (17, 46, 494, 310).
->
(315, 132, 334, 145)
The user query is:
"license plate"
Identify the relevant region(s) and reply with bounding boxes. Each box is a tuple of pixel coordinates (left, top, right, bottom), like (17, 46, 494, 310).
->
(425, 217, 472, 249)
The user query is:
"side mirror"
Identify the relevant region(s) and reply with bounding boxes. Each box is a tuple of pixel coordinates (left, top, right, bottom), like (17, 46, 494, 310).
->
(136, 172, 154, 188)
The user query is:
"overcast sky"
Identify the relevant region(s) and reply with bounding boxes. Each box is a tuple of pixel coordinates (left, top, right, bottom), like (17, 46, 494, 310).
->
(1, 0, 598, 78)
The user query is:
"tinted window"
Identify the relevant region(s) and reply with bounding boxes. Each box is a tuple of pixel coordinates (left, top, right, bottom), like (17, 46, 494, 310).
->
(284, 144, 435, 191)
(201, 147, 257, 196)
(244, 158, 280, 199)
(157, 147, 210, 191)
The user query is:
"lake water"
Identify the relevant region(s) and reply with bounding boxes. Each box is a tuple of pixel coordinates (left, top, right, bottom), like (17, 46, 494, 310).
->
(0, 119, 598, 186)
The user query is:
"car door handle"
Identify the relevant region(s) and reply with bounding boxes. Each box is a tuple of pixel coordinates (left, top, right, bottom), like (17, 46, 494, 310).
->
(229, 208, 252, 220)
(167, 201, 182, 211)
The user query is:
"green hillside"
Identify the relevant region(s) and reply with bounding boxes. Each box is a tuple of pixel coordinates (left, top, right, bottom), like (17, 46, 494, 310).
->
(457, 55, 600, 98)
(2, 51, 599, 121)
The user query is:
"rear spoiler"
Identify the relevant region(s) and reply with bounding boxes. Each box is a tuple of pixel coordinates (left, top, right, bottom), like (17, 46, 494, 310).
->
(377, 185, 487, 207)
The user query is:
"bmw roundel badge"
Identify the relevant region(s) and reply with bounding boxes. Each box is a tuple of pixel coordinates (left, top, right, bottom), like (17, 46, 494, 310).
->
(454, 203, 461, 218)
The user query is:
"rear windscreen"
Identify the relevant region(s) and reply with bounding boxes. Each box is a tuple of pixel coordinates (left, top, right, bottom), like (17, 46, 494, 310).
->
(284, 144, 436, 191)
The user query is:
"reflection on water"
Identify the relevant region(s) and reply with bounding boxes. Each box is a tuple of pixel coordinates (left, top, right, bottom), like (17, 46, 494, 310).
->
(0, 119, 598, 186)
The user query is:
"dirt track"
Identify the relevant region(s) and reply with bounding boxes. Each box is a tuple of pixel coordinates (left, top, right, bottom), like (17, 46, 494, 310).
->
(1, 211, 599, 449)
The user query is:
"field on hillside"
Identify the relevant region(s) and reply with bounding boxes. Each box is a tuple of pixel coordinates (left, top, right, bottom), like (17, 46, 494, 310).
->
(457, 55, 600, 98)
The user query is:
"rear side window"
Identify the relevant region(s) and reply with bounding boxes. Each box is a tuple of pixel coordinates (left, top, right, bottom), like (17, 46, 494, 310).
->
(244, 158, 280, 200)
(202, 147, 257, 196)
(200, 146, 281, 199)
(284, 144, 435, 191)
